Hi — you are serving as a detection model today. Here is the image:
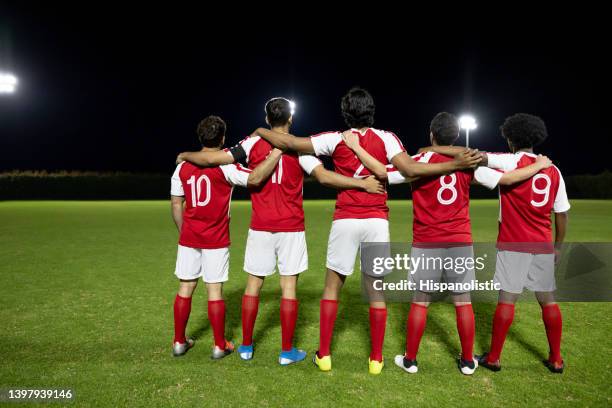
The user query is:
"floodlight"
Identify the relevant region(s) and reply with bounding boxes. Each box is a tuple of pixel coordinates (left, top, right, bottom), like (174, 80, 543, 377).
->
(0, 72, 18, 94)
(459, 115, 477, 147)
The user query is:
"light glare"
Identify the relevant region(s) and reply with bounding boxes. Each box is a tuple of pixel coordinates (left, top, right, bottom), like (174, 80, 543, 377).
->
(0, 72, 18, 94)
(289, 100, 296, 115)
(459, 115, 477, 130)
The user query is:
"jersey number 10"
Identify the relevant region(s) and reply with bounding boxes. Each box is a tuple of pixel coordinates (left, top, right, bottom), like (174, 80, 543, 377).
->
(186, 175, 211, 207)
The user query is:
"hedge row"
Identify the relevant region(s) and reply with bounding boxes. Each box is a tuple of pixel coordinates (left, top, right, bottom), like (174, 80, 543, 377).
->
(0, 170, 609, 200)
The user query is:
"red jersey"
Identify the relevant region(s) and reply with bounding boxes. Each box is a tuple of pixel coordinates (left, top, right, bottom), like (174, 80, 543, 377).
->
(171, 161, 251, 249)
(487, 152, 571, 253)
(238, 136, 321, 232)
(311, 128, 405, 220)
(409, 152, 474, 246)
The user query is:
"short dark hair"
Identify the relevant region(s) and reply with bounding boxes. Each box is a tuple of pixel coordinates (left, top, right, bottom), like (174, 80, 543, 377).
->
(430, 112, 459, 146)
(196, 115, 226, 147)
(341, 87, 375, 128)
(265, 97, 292, 127)
(500, 113, 548, 150)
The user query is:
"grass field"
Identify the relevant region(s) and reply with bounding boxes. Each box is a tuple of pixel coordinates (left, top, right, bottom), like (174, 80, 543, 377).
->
(1, 200, 611, 407)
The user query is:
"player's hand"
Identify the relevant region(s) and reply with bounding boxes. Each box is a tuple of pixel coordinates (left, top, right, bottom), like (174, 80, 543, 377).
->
(269, 148, 283, 157)
(535, 154, 553, 169)
(342, 130, 360, 151)
(362, 176, 385, 194)
(554, 247, 562, 265)
(176, 153, 186, 164)
(453, 148, 482, 169)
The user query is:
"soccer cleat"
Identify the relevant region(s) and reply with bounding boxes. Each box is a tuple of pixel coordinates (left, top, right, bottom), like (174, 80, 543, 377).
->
(172, 338, 194, 357)
(211, 340, 234, 360)
(368, 358, 384, 375)
(279, 348, 307, 366)
(394, 355, 418, 374)
(476, 353, 501, 372)
(312, 351, 332, 372)
(543, 359, 564, 374)
(238, 344, 254, 361)
(458, 357, 479, 375)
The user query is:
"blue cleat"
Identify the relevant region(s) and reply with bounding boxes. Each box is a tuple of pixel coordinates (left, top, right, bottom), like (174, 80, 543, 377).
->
(279, 348, 307, 366)
(238, 344, 254, 360)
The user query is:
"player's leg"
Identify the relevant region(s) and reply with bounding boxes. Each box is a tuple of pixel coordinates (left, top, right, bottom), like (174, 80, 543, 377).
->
(202, 248, 234, 359)
(529, 252, 563, 372)
(276, 231, 308, 365)
(240, 229, 276, 359)
(172, 245, 202, 356)
(362, 219, 390, 374)
(315, 219, 358, 371)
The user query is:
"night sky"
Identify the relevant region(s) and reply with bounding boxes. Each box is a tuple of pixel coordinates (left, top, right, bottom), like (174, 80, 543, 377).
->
(0, 6, 607, 176)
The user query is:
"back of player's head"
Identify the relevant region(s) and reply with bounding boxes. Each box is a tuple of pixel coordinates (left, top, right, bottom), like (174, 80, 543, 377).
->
(341, 87, 375, 129)
(500, 113, 548, 150)
(265, 97, 293, 127)
(430, 112, 460, 145)
(196, 115, 226, 147)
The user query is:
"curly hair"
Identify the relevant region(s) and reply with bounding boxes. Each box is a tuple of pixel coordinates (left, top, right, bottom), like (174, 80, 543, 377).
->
(500, 113, 548, 150)
(430, 112, 459, 146)
(196, 115, 226, 147)
(341, 87, 375, 129)
(265, 97, 292, 127)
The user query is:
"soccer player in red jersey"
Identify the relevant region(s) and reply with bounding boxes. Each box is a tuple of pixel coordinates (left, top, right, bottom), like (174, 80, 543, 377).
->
(177, 98, 383, 365)
(252, 88, 483, 374)
(354, 112, 552, 375)
(170, 115, 283, 359)
(474, 114, 570, 374)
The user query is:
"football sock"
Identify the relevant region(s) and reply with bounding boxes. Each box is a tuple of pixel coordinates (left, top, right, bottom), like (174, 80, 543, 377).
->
(173, 294, 192, 344)
(455, 304, 475, 361)
(241, 294, 259, 346)
(487, 303, 515, 363)
(541, 303, 563, 365)
(318, 299, 338, 357)
(369, 307, 387, 362)
(405, 303, 428, 360)
(207, 300, 226, 349)
(280, 298, 298, 352)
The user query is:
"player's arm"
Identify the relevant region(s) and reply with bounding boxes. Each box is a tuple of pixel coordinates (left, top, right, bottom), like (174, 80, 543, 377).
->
(170, 196, 185, 232)
(391, 149, 481, 178)
(554, 211, 568, 263)
(341, 130, 388, 181)
(496, 155, 552, 185)
(254, 128, 315, 153)
(246, 148, 283, 188)
(311, 166, 384, 194)
(176, 145, 242, 167)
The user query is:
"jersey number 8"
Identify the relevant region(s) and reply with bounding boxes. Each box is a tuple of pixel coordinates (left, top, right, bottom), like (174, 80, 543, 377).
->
(437, 174, 458, 205)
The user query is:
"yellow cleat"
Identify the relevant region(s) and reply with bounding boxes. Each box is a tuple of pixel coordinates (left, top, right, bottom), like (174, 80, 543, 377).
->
(369, 358, 384, 375)
(313, 352, 332, 372)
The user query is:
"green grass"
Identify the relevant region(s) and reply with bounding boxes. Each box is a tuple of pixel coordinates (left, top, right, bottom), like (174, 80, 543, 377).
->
(0, 200, 611, 407)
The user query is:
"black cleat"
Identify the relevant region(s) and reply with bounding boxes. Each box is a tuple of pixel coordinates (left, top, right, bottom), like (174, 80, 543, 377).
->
(543, 359, 564, 374)
(476, 353, 501, 372)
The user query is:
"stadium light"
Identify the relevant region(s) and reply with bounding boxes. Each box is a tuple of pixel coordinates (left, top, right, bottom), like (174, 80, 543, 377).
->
(289, 100, 296, 115)
(0, 72, 18, 94)
(459, 115, 477, 147)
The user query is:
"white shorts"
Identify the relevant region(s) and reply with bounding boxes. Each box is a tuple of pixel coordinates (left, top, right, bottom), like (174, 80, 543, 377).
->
(243, 229, 308, 276)
(326, 218, 389, 276)
(174, 245, 229, 283)
(494, 250, 556, 294)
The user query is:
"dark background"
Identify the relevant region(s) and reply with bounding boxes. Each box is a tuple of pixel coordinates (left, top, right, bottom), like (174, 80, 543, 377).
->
(0, 5, 608, 177)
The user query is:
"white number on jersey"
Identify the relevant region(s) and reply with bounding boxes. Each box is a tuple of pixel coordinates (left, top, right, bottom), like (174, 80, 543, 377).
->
(271, 156, 283, 184)
(530, 174, 551, 207)
(186, 175, 211, 207)
(437, 174, 458, 205)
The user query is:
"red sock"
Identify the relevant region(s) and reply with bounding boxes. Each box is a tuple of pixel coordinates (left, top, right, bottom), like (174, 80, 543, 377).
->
(542, 303, 563, 364)
(241, 295, 259, 346)
(369, 307, 387, 362)
(280, 298, 298, 352)
(488, 303, 515, 363)
(318, 299, 338, 357)
(405, 303, 428, 360)
(207, 300, 226, 349)
(455, 304, 475, 361)
(173, 294, 192, 344)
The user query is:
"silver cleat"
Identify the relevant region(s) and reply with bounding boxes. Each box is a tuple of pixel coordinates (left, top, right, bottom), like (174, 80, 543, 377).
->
(211, 341, 234, 360)
(172, 338, 194, 357)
